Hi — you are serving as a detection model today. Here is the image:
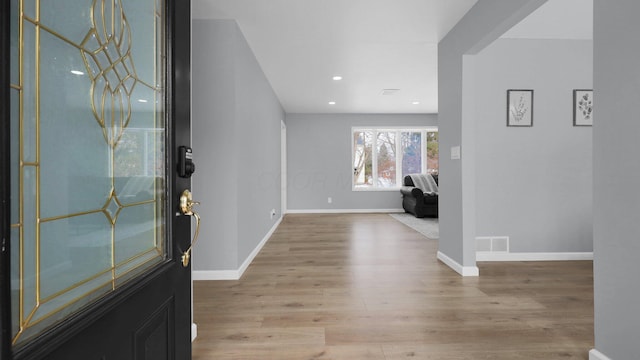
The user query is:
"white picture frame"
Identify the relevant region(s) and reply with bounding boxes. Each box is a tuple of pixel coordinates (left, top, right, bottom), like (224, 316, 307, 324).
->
(507, 89, 534, 127)
(573, 89, 593, 126)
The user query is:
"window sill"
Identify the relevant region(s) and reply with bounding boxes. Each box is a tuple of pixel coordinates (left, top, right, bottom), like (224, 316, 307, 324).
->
(352, 187, 401, 192)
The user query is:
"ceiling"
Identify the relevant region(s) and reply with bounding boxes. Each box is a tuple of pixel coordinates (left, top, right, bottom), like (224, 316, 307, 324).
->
(192, 0, 478, 114)
(191, 0, 593, 114)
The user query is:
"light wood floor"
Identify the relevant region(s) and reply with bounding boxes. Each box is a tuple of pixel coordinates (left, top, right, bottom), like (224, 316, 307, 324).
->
(193, 214, 593, 359)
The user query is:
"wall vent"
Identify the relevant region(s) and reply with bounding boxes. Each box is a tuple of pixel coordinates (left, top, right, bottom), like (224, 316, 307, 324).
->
(476, 236, 509, 253)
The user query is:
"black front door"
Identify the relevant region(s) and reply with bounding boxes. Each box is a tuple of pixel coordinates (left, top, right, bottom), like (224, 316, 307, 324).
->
(0, 0, 193, 359)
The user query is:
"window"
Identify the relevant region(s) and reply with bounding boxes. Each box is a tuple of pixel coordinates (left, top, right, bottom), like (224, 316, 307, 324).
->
(353, 127, 438, 190)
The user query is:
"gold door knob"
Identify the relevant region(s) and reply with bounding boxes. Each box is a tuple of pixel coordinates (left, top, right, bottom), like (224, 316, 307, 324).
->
(179, 189, 201, 267)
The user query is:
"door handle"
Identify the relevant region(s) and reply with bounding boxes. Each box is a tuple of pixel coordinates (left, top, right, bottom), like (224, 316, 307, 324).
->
(179, 189, 200, 267)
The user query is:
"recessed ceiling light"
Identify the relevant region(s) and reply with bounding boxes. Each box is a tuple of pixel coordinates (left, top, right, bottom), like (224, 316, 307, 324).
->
(70, 70, 85, 75)
(328, 101, 336, 105)
(412, 101, 420, 105)
(332, 76, 342, 81)
(137, 99, 148, 103)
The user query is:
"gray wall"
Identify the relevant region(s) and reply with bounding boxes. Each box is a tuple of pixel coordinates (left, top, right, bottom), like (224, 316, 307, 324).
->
(474, 38, 593, 253)
(286, 113, 437, 211)
(233, 23, 284, 263)
(438, 0, 548, 267)
(192, 19, 284, 271)
(593, 1, 640, 358)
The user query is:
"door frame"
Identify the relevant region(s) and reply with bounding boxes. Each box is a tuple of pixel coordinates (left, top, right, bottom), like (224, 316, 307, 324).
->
(1, 0, 12, 357)
(280, 120, 287, 215)
(0, 1, 192, 358)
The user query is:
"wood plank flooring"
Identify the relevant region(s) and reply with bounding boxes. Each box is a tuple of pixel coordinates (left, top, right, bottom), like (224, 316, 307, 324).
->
(193, 214, 593, 359)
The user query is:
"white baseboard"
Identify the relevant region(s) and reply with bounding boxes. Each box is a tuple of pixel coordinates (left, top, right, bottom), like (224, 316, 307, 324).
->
(589, 349, 611, 360)
(193, 270, 239, 280)
(437, 251, 479, 277)
(286, 208, 404, 214)
(476, 252, 594, 262)
(193, 216, 283, 281)
(237, 216, 282, 277)
(191, 323, 198, 342)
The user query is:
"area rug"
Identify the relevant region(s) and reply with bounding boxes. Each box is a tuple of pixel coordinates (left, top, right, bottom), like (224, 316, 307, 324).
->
(389, 213, 439, 240)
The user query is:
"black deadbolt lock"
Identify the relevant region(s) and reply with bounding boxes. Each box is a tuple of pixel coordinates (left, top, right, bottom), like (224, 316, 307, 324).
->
(177, 146, 195, 178)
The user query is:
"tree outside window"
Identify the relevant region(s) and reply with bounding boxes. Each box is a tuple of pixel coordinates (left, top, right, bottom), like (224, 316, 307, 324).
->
(353, 127, 438, 190)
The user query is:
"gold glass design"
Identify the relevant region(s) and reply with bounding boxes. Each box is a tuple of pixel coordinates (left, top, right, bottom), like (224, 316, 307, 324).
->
(9, 0, 167, 345)
(82, 0, 137, 148)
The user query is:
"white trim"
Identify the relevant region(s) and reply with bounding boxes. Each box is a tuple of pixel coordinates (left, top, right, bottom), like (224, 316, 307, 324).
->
(476, 252, 594, 262)
(191, 323, 198, 342)
(237, 216, 282, 276)
(352, 187, 404, 192)
(193, 270, 239, 280)
(281, 120, 287, 215)
(192, 216, 283, 280)
(286, 208, 405, 214)
(437, 251, 479, 277)
(589, 349, 612, 360)
(353, 126, 439, 131)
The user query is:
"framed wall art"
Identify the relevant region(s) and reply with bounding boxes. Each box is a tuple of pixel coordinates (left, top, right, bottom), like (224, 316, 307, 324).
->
(507, 89, 533, 127)
(573, 89, 593, 126)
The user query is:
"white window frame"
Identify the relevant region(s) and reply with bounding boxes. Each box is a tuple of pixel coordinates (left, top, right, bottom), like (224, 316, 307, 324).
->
(351, 126, 438, 191)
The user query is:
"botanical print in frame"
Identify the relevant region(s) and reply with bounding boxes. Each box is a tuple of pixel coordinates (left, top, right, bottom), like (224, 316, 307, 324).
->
(574, 89, 593, 126)
(507, 89, 533, 127)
